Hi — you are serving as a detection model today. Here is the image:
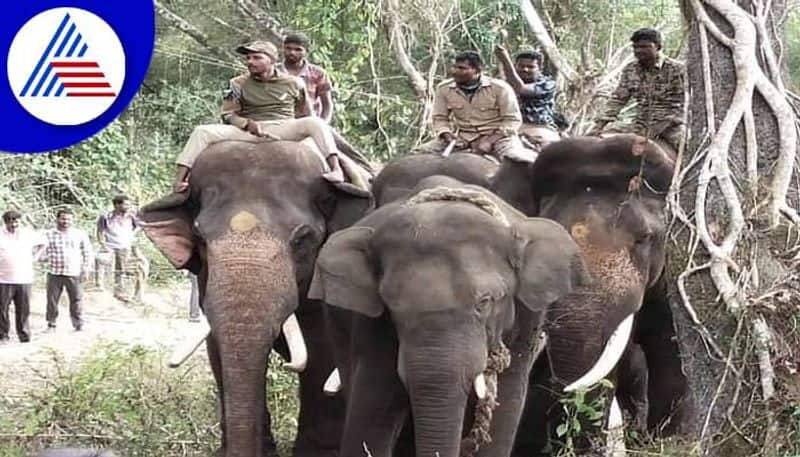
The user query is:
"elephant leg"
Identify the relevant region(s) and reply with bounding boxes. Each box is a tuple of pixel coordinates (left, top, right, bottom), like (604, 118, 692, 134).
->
(393, 419, 415, 457)
(292, 300, 346, 457)
(206, 334, 228, 457)
(477, 306, 543, 457)
(616, 343, 649, 431)
(513, 352, 558, 457)
(340, 314, 409, 457)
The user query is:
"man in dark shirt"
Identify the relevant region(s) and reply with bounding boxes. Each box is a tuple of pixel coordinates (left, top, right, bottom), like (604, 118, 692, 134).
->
(495, 46, 560, 148)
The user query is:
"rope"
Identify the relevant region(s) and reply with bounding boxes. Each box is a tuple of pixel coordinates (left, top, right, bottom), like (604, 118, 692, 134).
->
(405, 186, 510, 227)
(459, 341, 512, 457)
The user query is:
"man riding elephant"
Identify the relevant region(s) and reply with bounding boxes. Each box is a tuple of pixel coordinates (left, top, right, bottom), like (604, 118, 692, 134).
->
(171, 40, 370, 193)
(588, 28, 686, 152)
(412, 51, 535, 163)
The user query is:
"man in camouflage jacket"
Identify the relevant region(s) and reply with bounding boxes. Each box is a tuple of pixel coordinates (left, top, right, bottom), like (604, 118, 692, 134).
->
(590, 28, 686, 151)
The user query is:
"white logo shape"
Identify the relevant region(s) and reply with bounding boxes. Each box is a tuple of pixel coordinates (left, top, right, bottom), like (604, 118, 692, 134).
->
(7, 7, 126, 126)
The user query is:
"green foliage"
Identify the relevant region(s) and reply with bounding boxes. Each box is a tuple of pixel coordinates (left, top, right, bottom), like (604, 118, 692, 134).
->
(554, 379, 613, 457)
(0, 345, 299, 457)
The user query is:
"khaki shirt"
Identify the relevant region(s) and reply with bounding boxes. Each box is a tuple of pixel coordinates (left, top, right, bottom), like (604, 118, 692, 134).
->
(432, 76, 522, 141)
(220, 72, 307, 128)
(598, 54, 685, 133)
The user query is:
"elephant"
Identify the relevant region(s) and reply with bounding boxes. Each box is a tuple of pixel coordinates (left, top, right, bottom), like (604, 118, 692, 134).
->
(371, 152, 499, 206)
(33, 449, 117, 457)
(505, 135, 687, 455)
(309, 181, 591, 457)
(138, 140, 373, 457)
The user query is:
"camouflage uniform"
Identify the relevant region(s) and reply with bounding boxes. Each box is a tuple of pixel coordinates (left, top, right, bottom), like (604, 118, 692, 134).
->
(595, 53, 686, 151)
(414, 76, 535, 162)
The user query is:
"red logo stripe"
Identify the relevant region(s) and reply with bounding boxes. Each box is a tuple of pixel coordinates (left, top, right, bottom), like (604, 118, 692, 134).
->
(50, 61, 100, 67)
(67, 92, 117, 97)
(56, 72, 105, 78)
(62, 82, 111, 88)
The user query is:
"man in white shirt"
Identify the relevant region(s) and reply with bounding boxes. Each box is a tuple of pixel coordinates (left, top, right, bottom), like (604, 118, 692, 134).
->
(96, 195, 141, 301)
(44, 209, 93, 332)
(0, 210, 46, 343)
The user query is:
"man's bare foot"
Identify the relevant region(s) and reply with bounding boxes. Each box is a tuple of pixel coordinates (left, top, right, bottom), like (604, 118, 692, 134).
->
(323, 155, 345, 183)
(173, 181, 189, 193)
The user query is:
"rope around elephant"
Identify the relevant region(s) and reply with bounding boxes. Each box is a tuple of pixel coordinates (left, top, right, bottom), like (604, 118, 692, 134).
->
(405, 186, 510, 227)
(460, 341, 512, 457)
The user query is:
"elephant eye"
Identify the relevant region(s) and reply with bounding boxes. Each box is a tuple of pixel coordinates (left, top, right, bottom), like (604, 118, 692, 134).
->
(475, 295, 494, 316)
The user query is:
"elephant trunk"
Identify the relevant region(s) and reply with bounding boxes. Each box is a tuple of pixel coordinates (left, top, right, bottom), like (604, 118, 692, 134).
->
(205, 232, 298, 457)
(401, 340, 481, 457)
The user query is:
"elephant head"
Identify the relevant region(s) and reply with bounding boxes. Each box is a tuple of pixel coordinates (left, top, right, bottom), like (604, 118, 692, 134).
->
(525, 135, 682, 405)
(310, 184, 588, 457)
(139, 141, 372, 457)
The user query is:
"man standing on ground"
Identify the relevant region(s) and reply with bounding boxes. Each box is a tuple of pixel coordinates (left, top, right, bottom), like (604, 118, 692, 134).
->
(277, 32, 374, 173)
(44, 209, 93, 332)
(96, 195, 140, 302)
(589, 28, 686, 151)
(0, 210, 45, 343)
(413, 51, 532, 163)
(495, 46, 562, 148)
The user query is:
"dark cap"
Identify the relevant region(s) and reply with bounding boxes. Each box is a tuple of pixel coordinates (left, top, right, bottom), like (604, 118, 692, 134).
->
(235, 40, 278, 60)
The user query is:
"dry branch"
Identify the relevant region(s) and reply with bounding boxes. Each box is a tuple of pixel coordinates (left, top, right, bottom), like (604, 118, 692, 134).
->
(153, 0, 238, 64)
(233, 0, 285, 45)
(518, 0, 578, 82)
(380, 0, 428, 100)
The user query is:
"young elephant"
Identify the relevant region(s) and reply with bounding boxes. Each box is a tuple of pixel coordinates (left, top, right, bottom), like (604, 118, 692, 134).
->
(310, 183, 590, 457)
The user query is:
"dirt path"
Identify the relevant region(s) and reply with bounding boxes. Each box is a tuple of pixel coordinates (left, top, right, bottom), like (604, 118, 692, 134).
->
(0, 281, 209, 399)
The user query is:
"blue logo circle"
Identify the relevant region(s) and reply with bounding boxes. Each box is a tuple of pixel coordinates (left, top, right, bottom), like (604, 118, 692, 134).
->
(1, 2, 154, 153)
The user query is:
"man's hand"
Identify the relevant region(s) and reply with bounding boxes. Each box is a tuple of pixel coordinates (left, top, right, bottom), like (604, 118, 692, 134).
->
(494, 44, 510, 59)
(439, 131, 456, 144)
(79, 271, 88, 282)
(244, 119, 262, 137)
(471, 132, 504, 155)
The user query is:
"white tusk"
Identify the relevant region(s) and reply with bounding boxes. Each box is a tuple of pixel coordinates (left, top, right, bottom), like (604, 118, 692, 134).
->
(323, 369, 342, 395)
(607, 396, 624, 429)
(474, 373, 487, 400)
(282, 313, 308, 372)
(564, 314, 634, 392)
(168, 315, 211, 368)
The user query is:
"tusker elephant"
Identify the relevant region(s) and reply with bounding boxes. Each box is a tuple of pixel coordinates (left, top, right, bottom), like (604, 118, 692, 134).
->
(371, 152, 499, 205)
(139, 141, 372, 457)
(508, 135, 687, 455)
(309, 182, 590, 457)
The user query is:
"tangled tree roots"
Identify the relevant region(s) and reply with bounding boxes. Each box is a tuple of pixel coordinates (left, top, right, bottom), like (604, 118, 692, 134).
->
(460, 342, 512, 457)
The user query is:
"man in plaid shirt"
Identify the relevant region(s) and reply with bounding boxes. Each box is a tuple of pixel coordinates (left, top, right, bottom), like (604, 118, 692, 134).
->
(43, 208, 93, 331)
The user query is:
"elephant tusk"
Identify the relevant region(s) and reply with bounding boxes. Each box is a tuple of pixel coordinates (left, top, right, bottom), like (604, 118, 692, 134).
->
(607, 396, 624, 429)
(323, 369, 341, 395)
(564, 314, 634, 392)
(282, 313, 308, 372)
(168, 315, 211, 368)
(474, 373, 488, 400)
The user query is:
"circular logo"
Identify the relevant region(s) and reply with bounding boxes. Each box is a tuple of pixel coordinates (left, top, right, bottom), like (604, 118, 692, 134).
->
(0, 2, 154, 152)
(7, 8, 125, 125)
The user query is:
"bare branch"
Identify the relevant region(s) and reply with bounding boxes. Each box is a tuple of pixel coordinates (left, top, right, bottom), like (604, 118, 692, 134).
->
(518, 0, 578, 82)
(380, 0, 428, 101)
(153, 0, 238, 64)
(233, 0, 285, 45)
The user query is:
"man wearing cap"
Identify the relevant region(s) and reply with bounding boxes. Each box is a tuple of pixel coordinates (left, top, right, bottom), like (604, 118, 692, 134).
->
(276, 32, 374, 174)
(494, 45, 562, 148)
(413, 51, 533, 163)
(172, 40, 369, 193)
(589, 28, 686, 151)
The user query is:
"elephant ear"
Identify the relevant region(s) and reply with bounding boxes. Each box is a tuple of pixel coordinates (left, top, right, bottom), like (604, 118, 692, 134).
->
(308, 226, 383, 317)
(318, 183, 374, 234)
(513, 217, 591, 311)
(138, 192, 198, 272)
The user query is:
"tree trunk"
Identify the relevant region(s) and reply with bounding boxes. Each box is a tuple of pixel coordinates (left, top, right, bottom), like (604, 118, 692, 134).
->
(668, 1, 799, 455)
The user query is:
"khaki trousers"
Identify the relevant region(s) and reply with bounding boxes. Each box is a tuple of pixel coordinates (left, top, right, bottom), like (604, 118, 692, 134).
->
(413, 134, 536, 163)
(175, 118, 370, 187)
(519, 124, 560, 147)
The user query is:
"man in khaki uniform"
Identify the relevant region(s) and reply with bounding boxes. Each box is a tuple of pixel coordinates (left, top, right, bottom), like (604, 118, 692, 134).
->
(413, 51, 533, 162)
(172, 41, 369, 192)
(589, 28, 685, 151)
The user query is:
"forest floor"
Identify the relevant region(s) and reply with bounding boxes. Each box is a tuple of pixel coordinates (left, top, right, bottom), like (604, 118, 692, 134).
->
(0, 278, 208, 399)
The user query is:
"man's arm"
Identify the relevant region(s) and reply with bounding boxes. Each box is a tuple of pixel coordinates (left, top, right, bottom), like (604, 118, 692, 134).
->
(663, 63, 686, 124)
(494, 46, 525, 94)
(220, 77, 250, 129)
(495, 81, 522, 136)
(95, 215, 106, 251)
(431, 86, 453, 139)
(294, 82, 312, 118)
(594, 65, 633, 129)
(80, 232, 94, 276)
(319, 90, 334, 123)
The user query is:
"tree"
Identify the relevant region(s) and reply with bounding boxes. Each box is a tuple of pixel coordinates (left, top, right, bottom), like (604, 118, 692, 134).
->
(669, 0, 800, 455)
